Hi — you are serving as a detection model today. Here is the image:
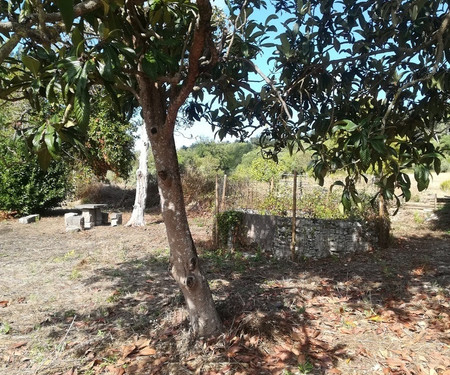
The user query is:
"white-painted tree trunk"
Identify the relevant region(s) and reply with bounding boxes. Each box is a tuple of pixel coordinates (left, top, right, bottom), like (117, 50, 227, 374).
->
(126, 127, 149, 227)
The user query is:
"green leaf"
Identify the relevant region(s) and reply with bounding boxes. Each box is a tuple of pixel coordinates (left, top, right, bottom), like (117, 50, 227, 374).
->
(414, 164, 430, 192)
(36, 147, 52, 170)
(360, 147, 370, 167)
(142, 51, 158, 80)
(56, 0, 74, 31)
(72, 27, 84, 56)
(265, 14, 278, 26)
(74, 93, 90, 132)
(341, 190, 351, 211)
(330, 180, 345, 191)
(44, 125, 60, 158)
(369, 138, 386, 155)
(32, 124, 46, 148)
(73, 62, 91, 131)
(45, 77, 57, 103)
(332, 119, 358, 133)
(434, 157, 441, 174)
(401, 187, 411, 202)
(22, 55, 41, 77)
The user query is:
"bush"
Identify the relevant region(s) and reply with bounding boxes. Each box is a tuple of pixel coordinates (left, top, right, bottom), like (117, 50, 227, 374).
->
(441, 179, 450, 193)
(0, 138, 71, 215)
(440, 158, 450, 173)
(181, 166, 216, 207)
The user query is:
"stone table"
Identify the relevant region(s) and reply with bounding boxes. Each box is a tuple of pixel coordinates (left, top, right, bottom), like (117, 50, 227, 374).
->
(74, 204, 107, 228)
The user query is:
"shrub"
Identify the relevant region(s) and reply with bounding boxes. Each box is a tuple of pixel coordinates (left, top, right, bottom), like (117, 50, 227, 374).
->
(0, 138, 71, 215)
(441, 179, 450, 193)
(216, 210, 245, 248)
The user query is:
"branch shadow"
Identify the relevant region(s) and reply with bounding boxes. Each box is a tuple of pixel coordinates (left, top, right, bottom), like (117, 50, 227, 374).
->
(35, 215, 449, 374)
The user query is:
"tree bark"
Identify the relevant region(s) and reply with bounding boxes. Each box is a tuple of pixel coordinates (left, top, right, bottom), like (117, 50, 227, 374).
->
(126, 126, 149, 227)
(138, 78, 222, 337)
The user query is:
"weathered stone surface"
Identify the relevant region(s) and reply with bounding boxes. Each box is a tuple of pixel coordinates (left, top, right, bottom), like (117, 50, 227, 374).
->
(18, 214, 40, 224)
(65, 214, 84, 230)
(238, 212, 385, 259)
(64, 212, 77, 220)
(110, 212, 122, 226)
(82, 212, 94, 227)
(84, 221, 94, 229)
(66, 226, 81, 233)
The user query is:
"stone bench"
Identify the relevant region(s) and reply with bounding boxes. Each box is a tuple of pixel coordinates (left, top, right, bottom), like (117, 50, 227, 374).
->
(110, 212, 122, 226)
(65, 212, 84, 232)
(18, 214, 40, 224)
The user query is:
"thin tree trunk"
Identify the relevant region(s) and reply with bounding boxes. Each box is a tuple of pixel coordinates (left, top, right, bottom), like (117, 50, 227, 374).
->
(149, 129, 222, 337)
(138, 79, 221, 337)
(132, 0, 221, 337)
(126, 126, 149, 227)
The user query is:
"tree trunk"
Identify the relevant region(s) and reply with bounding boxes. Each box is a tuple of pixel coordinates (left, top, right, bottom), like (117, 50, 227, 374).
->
(138, 79, 222, 337)
(126, 126, 149, 227)
(149, 129, 222, 337)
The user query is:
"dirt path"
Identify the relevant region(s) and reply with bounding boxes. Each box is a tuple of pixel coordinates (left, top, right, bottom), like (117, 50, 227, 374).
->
(0, 207, 449, 375)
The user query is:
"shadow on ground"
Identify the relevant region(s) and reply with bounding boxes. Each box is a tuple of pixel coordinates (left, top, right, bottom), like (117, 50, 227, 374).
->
(34, 217, 449, 374)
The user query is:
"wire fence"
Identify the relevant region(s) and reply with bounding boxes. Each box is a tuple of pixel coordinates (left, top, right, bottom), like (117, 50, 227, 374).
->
(215, 173, 379, 215)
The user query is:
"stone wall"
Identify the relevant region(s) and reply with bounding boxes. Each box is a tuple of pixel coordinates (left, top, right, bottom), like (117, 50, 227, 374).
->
(241, 212, 382, 259)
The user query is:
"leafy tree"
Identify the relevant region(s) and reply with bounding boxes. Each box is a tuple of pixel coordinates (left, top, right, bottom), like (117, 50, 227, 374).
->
(0, 126, 71, 214)
(83, 101, 136, 180)
(178, 141, 255, 177)
(1, 0, 448, 338)
(252, 0, 449, 211)
(0, 0, 271, 337)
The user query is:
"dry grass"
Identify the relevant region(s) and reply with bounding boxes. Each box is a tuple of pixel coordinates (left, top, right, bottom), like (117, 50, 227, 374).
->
(0, 203, 449, 374)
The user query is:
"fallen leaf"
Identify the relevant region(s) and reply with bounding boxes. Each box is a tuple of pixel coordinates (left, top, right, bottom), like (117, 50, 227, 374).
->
(367, 315, 386, 322)
(121, 344, 136, 358)
(153, 356, 168, 366)
(10, 341, 27, 349)
(105, 365, 125, 375)
(235, 354, 255, 363)
(275, 349, 293, 362)
(135, 338, 151, 349)
(0, 301, 8, 308)
(138, 347, 156, 356)
(226, 345, 241, 358)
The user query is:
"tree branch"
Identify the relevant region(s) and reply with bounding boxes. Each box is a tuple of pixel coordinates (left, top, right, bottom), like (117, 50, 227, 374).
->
(224, 0, 248, 59)
(0, 33, 21, 65)
(164, 0, 213, 134)
(382, 10, 450, 128)
(42, 0, 104, 24)
(243, 58, 292, 120)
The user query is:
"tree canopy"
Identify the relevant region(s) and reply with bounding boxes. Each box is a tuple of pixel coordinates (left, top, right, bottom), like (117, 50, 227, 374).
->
(256, 0, 449, 210)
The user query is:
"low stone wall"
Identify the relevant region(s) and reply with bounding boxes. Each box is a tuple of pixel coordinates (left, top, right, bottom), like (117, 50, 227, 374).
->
(241, 212, 383, 259)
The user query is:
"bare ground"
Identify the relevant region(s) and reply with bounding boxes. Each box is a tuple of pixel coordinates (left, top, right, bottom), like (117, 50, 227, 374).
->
(0, 204, 449, 375)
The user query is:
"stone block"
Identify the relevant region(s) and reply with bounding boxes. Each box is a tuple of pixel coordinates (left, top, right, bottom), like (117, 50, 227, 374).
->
(18, 214, 40, 224)
(82, 212, 94, 227)
(110, 212, 122, 226)
(65, 214, 84, 230)
(64, 212, 77, 220)
(66, 226, 81, 233)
